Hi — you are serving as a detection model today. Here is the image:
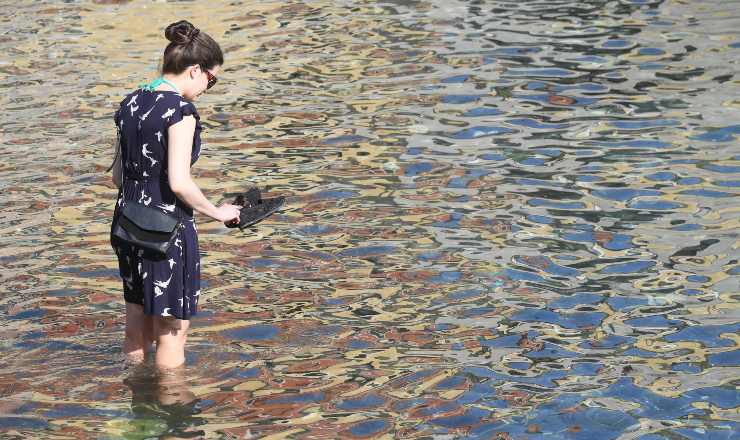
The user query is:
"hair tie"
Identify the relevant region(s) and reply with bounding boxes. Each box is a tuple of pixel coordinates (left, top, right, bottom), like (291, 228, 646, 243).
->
(189, 28, 200, 43)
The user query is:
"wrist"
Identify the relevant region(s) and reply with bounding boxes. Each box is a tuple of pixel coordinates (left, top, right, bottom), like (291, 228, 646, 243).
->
(206, 204, 222, 222)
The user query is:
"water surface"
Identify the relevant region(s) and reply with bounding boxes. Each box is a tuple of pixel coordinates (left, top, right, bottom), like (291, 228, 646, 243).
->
(0, 0, 738, 438)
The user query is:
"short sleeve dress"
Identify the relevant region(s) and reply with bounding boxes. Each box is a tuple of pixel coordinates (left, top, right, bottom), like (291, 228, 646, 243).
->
(110, 88, 202, 320)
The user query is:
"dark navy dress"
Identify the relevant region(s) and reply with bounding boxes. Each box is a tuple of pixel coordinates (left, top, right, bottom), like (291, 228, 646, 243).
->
(110, 89, 202, 320)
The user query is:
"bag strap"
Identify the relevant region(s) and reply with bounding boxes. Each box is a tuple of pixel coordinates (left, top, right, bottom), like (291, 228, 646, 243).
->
(106, 125, 126, 202)
(119, 126, 126, 202)
(105, 126, 120, 174)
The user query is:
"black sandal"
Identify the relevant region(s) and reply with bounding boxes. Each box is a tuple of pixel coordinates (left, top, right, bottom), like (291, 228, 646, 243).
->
(228, 186, 285, 230)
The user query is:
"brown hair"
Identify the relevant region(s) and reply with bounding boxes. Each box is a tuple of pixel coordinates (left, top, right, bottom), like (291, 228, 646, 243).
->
(162, 20, 223, 74)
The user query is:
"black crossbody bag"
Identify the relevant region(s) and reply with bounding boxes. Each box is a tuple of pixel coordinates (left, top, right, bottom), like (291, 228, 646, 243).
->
(108, 125, 181, 257)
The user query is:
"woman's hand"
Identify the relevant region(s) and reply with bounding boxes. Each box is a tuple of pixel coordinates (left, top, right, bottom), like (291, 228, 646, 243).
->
(215, 203, 241, 225)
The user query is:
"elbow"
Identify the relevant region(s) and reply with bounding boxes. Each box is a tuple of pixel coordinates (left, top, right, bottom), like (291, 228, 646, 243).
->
(169, 176, 189, 196)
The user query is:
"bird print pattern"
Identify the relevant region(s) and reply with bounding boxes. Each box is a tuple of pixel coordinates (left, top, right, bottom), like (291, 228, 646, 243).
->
(110, 88, 203, 320)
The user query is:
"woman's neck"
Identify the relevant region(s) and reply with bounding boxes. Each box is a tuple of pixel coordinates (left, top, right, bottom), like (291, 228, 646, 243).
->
(159, 73, 186, 93)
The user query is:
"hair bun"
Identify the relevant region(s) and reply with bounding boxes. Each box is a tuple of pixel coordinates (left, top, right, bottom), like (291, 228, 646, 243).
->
(165, 20, 199, 45)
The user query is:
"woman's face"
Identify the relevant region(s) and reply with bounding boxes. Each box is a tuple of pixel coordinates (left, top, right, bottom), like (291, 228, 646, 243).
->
(184, 64, 220, 101)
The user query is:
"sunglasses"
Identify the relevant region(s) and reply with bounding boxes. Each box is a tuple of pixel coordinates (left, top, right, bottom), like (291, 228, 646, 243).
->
(202, 67, 218, 90)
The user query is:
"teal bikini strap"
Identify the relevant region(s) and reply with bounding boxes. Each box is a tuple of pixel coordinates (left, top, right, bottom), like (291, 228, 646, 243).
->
(139, 76, 180, 94)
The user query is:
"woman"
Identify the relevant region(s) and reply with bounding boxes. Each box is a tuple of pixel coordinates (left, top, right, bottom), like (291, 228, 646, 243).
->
(110, 20, 241, 370)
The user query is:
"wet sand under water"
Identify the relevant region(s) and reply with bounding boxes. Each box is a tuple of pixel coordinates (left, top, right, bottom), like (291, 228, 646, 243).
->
(0, 0, 738, 438)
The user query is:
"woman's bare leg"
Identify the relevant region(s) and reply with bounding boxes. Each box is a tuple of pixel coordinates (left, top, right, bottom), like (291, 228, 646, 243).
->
(153, 316, 190, 370)
(157, 362, 197, 406)
(158, 365, 202, 439)
(124, 302, 154, 363)
(143, 315, 155, 353)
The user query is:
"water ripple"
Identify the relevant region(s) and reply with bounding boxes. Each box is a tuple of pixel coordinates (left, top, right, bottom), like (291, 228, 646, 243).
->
(0, 0, 738, 438)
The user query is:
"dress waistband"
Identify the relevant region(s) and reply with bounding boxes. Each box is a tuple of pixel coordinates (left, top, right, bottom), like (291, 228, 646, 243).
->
(123, 174, 162, 182)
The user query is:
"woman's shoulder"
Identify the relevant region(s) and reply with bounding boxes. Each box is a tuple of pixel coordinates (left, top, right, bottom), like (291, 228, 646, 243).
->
(117, 89, 142, 107)
(114, 89, 142, 115)
(155, 92, 197, 113)
(160, 94, 200, 128)
(114, 90, 141, 124)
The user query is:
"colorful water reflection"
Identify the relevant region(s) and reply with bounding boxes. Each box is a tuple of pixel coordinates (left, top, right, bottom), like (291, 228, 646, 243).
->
(0, 0, 738, 438)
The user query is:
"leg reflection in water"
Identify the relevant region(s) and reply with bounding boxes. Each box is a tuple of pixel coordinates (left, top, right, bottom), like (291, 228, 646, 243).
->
(123, 360, 205, 439)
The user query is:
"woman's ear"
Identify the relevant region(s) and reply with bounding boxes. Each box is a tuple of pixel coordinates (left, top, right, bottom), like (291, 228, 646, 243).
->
(189, 64, 200, 80)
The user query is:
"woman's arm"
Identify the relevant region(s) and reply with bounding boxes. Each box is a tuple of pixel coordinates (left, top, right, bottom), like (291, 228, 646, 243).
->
(167, 115, 240, 223)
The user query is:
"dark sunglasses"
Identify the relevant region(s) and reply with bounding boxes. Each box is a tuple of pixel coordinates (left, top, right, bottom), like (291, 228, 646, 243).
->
(203, 67, 217, 90)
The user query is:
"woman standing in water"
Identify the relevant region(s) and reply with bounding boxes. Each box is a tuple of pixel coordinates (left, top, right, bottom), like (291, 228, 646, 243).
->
(110, 20, 241, 370)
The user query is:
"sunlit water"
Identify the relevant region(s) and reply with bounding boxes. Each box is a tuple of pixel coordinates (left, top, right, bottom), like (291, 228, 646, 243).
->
(1, 0, 738, 438)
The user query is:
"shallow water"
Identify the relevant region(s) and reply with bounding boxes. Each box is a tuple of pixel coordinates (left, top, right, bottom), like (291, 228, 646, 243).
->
(1, 0, 739, 438)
